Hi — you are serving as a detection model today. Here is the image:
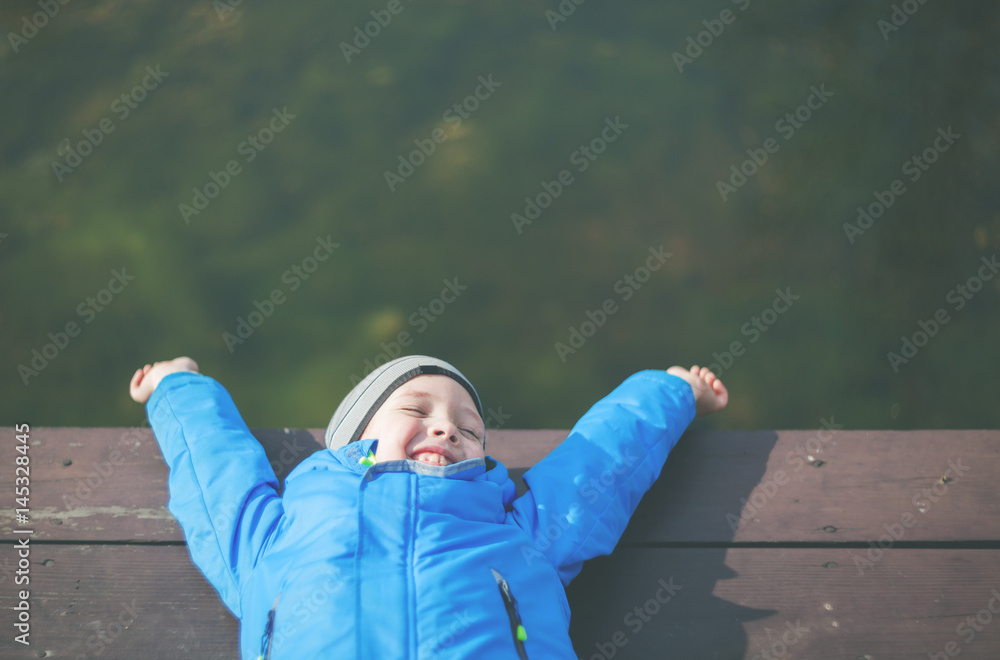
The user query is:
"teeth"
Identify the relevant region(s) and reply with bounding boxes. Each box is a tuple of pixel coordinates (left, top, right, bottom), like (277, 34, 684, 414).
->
(413, 452, 451, 466)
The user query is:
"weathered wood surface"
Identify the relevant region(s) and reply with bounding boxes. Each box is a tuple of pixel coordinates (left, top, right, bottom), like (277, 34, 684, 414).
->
(1, 545, 235, 660)
(3, 428, 997, 543)
(2, 546, 999, 659)
(1, 427, 998, 659)
(567, 547, 1000, 659)
(624, 428, 1000, 544)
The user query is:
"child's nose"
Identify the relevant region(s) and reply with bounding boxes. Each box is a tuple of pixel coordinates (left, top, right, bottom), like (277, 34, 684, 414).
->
(430, 421, 459, 442)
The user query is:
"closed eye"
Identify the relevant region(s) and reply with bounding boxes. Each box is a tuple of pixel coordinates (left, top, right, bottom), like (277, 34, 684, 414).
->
(461, 428, 480, 441)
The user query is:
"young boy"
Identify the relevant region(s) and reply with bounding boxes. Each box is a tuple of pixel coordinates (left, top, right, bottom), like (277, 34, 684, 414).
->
(129, 355, 727, 659)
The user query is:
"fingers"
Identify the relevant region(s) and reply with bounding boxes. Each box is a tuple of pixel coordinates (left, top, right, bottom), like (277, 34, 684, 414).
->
(673, 366, 711, 407)
(130, 358, 201, 405)
(711, 378, 729, 407)
(695, 366, 726, 396)
(129, 363, 162, 404)
(683, 364, 729, 414)
(688, 365, 719, 385)
(129, 369, 147, 403)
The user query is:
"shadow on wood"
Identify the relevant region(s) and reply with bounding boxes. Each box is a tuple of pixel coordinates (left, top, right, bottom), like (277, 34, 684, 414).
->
(567, 431, 780, 660)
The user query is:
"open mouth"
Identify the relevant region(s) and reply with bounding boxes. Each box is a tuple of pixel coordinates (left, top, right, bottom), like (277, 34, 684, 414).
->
(410, 451, 453, 467)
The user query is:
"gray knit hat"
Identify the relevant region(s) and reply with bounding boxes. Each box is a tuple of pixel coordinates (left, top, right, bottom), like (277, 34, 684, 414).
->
(325, 355, 484, 451)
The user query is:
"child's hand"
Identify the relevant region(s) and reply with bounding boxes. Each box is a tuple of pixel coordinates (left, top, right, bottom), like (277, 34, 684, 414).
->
(129, 357, 199, 404)
(666, 365, 729, 416)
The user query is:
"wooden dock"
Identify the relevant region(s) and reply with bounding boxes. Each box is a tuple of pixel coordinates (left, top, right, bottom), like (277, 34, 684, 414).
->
(2, 427, 998, 658)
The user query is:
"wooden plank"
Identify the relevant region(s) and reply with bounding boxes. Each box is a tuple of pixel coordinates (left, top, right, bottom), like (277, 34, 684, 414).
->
(624, 429, 1000, 543)
(3, 428, 998, 542)
(1, 427, 182, 542)
(567, 547, 1000, 660)
(3, 546, 998, 659)
(0, 545, 237, 659)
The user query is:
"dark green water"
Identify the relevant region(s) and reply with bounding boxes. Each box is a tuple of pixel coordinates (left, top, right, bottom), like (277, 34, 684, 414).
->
(2, 1, 998, 431)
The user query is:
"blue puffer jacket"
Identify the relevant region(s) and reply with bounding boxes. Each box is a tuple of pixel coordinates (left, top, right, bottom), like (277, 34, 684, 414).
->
(146, 369, 695, 659)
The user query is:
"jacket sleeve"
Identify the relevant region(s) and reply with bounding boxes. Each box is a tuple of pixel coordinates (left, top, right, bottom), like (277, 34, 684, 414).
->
(509, 370, 695, 586)
(146, 371, 285, 618)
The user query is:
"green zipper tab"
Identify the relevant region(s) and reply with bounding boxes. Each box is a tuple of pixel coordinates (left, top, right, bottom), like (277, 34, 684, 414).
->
(491, 568, 529, 660)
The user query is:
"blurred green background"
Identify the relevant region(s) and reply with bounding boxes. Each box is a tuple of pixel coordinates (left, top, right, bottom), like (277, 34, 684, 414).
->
(1, 0, 997, 431)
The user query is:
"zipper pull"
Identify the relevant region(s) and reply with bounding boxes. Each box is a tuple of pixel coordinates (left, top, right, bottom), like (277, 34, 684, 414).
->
(490, 568, 529, 659)
(258, 593, 281, 660)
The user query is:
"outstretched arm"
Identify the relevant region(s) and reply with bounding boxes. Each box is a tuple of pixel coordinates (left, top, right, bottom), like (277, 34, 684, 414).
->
(510, 366, 727, 585)
(131, 358, 284, 617)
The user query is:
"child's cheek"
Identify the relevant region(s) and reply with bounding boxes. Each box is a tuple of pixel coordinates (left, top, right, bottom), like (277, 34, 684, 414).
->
(376, 427, 418, 462)
(467, 441, 486, 460)
(374, 440, 403, 462)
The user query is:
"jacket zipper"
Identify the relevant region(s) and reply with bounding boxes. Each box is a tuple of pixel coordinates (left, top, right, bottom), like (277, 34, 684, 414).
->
(490, 568, 528, 660)
(257, 593, 281, 660)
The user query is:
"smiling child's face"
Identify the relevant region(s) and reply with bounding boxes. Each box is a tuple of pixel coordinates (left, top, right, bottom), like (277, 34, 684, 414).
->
(362, 374, 486, 466)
